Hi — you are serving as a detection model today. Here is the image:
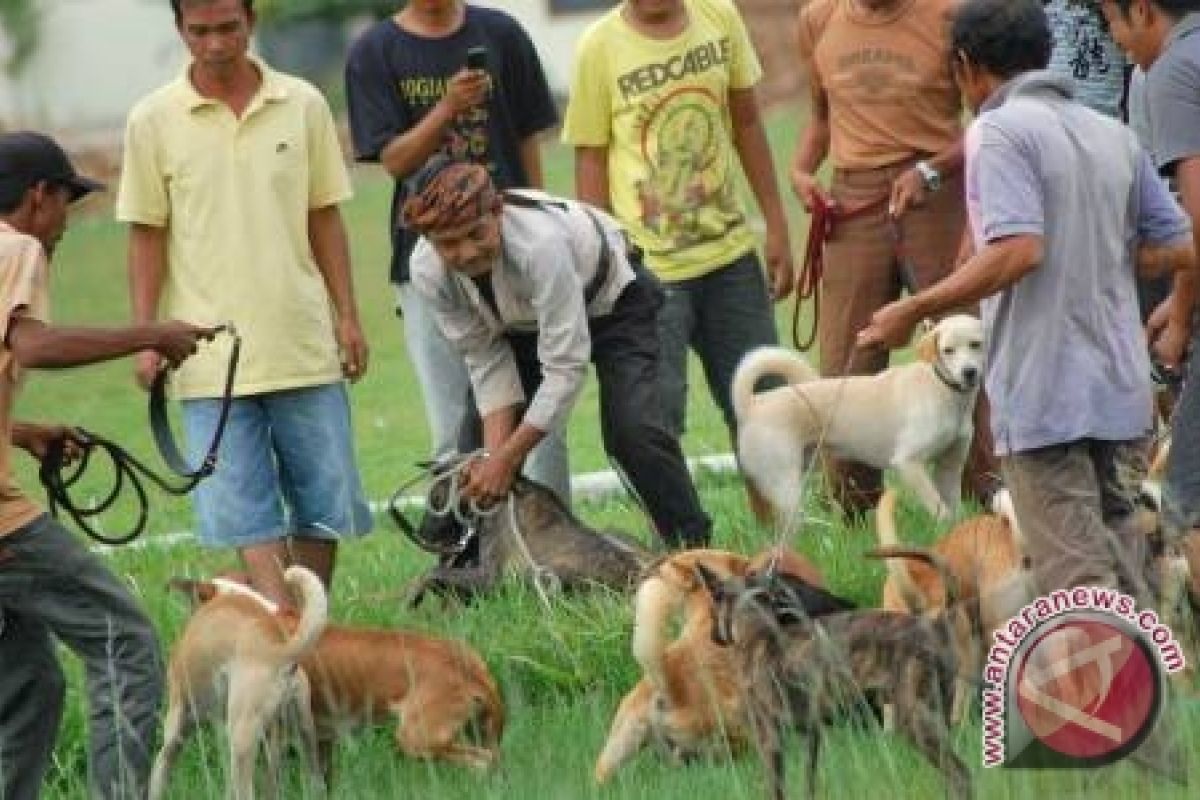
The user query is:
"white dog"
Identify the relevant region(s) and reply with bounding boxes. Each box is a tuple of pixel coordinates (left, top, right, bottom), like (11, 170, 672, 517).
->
(732, 314, 985, 524)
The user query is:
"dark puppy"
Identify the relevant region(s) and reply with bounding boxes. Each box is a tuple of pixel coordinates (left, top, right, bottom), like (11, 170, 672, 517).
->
(698, 548, 973, 800)
(409, 456, 654, 604)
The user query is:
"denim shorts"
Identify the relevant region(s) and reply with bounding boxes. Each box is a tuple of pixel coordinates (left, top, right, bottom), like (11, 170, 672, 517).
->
(182, 382, 373, 548)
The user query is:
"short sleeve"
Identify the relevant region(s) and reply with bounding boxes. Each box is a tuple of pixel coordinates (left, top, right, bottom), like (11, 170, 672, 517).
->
(1146, 49, 1200, 171)
(305, 89, 353, 209)
(498, 20, 559, 139)
(720, 0, 763, 90)
(1, 235, 49, 343)
(973, 121, 1045, 243)
(1133, 149, 1192, 245)
(345, 28, 408, 163)
(115, 105, 170, 226)
(796, 0, 831, 80)
(561, 25, 613, 148)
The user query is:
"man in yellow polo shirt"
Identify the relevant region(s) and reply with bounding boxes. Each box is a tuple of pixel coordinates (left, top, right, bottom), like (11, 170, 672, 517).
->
(117, 0, 372, 606)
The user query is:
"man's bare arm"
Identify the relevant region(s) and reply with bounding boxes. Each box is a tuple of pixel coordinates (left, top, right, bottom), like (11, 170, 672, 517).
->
(575, 146, 611, 210)
(518, 133, 546, 189)
(309, 204, 369, 380)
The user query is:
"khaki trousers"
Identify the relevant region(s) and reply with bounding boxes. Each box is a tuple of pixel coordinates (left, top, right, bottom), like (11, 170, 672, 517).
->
(817, 159, 998, 514)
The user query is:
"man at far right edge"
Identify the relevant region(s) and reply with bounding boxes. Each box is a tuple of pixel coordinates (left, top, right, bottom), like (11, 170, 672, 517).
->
(860, 0, 1194, 780)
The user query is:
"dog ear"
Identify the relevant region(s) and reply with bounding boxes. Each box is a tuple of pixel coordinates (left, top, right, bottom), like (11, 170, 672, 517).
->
(694, 563, 726, 600)
(166, 577, 216, 606)
(914, 321, 939, 364)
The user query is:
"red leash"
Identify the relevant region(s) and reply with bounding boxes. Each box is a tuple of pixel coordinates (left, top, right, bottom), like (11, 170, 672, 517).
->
(792, 191, 891, 351)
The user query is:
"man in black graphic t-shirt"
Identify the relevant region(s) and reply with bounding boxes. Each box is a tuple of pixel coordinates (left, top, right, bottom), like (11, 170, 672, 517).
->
(345, 1, 567, 500)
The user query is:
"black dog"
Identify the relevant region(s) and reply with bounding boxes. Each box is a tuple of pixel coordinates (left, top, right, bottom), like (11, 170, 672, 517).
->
(406, 456, 654, 605)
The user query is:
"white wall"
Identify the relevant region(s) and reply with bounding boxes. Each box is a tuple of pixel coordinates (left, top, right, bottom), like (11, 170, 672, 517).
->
(0, 0, 185, 139)
(477, 0, 611, 95)
(0, 0, 609, 137)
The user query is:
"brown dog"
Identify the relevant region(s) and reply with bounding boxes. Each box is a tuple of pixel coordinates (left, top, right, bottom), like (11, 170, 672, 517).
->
(151, 566, 328, 800)
(593, 546, 849, 783)
(698, 550, 973, 800)
(876, 488, 1031, 723)
(169, 574, 505, 789)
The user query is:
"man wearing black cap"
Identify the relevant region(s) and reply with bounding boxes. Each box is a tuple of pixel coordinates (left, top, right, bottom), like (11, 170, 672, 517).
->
(0, 131, 214, 800)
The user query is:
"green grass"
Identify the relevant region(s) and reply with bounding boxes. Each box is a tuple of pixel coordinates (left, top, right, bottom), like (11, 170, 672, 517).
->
(17, 108, 1200, 797)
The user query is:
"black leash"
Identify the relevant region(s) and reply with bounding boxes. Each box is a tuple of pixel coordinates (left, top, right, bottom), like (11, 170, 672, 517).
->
(38, 327, 241, 546)
(149, 325, 241, 486)
(387, 464, 477, 557)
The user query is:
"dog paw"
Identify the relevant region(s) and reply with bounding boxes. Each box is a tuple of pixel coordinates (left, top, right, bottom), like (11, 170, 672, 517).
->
(403, 578, 430, 608)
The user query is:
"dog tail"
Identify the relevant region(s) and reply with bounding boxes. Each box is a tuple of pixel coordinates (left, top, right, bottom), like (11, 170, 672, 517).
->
(731, 346, 819, 422)
(989, 488, 1026, 552)
(867, 545, 961, 612)
(632, 567, 682, 696)
(874, 489, 930, 613)
(166, 577, 218, 605)
(278, 566, 328, 662)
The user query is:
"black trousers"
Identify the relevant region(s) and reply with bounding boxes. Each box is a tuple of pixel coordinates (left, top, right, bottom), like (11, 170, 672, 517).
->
(460, 271, 712, 548)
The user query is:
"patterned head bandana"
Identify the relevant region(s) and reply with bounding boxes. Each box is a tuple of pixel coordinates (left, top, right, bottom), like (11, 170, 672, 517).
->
(399, 155, 498, 233)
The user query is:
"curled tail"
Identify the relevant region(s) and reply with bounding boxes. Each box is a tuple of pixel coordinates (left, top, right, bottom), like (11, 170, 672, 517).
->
(867, 545, 961, 612)
(874, 489, 931, 613)
(633, 551, 751, 695)
(989, 488, 1026, 552)
(731, 346, 819, 423)
(632, 568, 686, 696)
(278, 566, 328, 662)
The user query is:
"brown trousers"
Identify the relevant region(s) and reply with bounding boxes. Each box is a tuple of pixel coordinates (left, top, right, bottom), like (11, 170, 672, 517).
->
(817, 159, 998, 515)
(1001, 439, 1154, 603)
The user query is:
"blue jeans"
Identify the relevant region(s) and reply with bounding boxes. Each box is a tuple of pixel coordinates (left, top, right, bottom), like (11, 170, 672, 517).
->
(655, 251, 779, 440)
(0, 515, 163, 800)
(182, 382, 373, 547)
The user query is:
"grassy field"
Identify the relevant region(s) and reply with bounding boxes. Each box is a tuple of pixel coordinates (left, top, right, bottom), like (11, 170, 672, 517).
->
(17, 109, 1200, 798)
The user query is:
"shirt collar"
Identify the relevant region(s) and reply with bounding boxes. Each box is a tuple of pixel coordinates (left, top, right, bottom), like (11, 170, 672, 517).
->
(979, 69, 1074, 113)
(175, 53, 288, 112)
(1166, 12, 1200, 50)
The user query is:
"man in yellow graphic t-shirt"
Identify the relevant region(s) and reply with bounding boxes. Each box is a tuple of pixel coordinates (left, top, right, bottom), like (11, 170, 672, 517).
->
(564, 0, 793, 501)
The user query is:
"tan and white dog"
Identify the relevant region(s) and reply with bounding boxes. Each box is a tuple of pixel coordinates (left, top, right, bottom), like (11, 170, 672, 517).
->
(593, 546, 847, 783)
(732, 314, 985, 525)
(150, 566, 328, 800)
(165, 572, 506, 792)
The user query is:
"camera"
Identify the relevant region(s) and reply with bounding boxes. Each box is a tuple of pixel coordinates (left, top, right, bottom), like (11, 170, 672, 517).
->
(465, 46, 488, 72)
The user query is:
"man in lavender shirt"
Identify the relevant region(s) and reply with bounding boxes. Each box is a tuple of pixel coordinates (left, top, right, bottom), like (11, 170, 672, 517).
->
(860, 0, 1193, 775)
(862, 0, 1191, 601)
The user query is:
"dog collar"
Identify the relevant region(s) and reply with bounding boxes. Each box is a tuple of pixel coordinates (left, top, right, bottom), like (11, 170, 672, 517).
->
(932, 358, 970, 394)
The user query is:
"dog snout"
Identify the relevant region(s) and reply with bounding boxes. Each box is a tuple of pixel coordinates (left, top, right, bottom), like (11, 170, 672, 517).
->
(961, 365, 979, 386)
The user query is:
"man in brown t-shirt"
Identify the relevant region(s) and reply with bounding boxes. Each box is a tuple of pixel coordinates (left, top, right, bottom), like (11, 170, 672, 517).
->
(0, 132, 212, 800)
(792, 0, 997, 515)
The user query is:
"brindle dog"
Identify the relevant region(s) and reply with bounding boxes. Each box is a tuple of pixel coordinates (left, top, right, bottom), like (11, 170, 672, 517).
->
(697, 546, 973, 800)
(406, 456, 655, 605)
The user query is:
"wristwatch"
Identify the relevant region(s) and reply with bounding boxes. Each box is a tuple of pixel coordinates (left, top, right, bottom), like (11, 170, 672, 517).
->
(915, 160, 942, 193)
